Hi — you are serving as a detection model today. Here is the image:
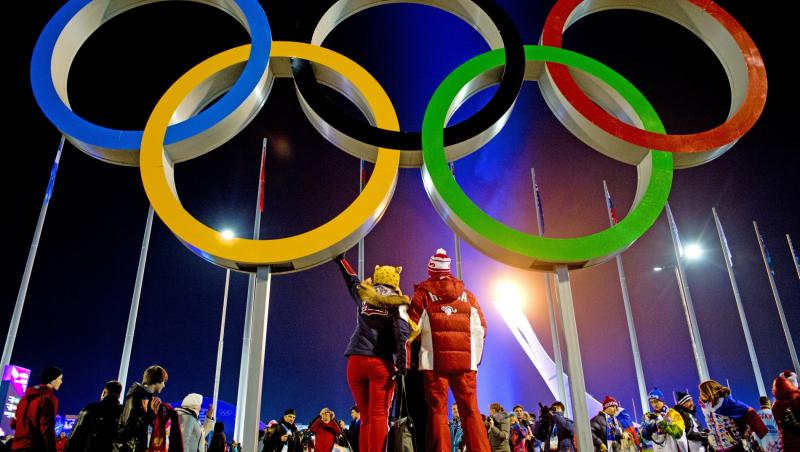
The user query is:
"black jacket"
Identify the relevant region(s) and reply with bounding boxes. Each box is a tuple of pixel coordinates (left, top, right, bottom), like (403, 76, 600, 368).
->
(336, 258, 411, 373)
(672, 404, 707, 445)
(262, 420, 302, 452)
(590, 412, 622, 451)
(65, 395, 122, 452)
(112, 383, 155, 452)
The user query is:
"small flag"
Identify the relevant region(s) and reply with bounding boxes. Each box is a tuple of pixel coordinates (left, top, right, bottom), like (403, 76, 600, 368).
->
(606, 190, 619, 225)
(757, 228, 776, 276)
(534, 182, 546, 234)
(713, 209, 734, 268)
(258, 139, 267, 213)
(44, 137, 65, 203)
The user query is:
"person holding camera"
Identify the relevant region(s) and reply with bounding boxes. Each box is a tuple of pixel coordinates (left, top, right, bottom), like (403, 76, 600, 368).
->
(533, 402, 574, 452)
(263, 409, 302, 452)
(641, 388, 687, 452)
(334, 255, 413, 452)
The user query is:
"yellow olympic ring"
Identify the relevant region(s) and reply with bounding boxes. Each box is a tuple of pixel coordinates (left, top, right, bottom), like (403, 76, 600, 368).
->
(140, 42, 401, 273)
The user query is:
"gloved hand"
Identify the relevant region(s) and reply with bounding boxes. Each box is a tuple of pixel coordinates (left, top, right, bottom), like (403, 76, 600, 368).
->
(538, 402, 552, 422)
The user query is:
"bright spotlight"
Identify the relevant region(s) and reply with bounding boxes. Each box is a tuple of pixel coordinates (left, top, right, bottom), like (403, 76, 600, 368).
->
(685, 243, 703, 260)
(494, 279, 524, 311)
(653, 266, 664, 272)
(221, 229, 235, 240)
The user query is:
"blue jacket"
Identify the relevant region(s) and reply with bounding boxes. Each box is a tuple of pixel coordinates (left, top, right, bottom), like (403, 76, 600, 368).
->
(450, 417, 464, 452)
(534, 412, 574, 452)
(336, 258, 411, 373)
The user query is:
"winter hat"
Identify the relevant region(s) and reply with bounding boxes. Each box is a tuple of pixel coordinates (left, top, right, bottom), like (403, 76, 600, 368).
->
(428, 248, 451, 277)
(284, 408, 296, 416)
(373, 265, 402, 292)
(182, 393, 203, 409)
(780, 370, 798, 388)
(40, 366, 62, 385)
(676, 391, 692, 406)
(602, 396, 619, 410)
(648, 387, 665, 402)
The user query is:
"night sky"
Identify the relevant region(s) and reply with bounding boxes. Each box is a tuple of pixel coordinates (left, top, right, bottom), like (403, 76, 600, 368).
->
(4, 0, 798, 433)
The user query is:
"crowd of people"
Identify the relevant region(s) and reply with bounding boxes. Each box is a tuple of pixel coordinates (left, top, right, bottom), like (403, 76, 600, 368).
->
(2, 249, 799, 452)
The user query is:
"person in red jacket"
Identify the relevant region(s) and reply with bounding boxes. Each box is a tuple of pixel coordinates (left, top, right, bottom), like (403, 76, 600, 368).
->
(309, 408, 342, 452)
(408, 249, 490, 452)
(54, 433, 67, 452)
(11, 366, 63, 452)
(772, 370, 800, 451)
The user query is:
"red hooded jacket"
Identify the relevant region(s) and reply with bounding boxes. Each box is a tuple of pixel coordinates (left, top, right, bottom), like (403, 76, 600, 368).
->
(11, 384, 58, 452)
(409, 275, 487, 372)
(772, 374, 800, 451)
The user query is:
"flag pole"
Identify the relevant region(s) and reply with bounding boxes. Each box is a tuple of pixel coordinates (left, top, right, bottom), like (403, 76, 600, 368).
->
(117, 205, 154, 392)
(358, 159, 366, 280)
(450, 162, 463, 279)
(602, 181, 648, 415)
(754, 221, 799, 373)
(665, 204, 710, 382)
(1, 136, 65, 369)
(531, 168, 568, 411)
(241, 265, 272, 451)
(712, 208, 766, 396)
(554, 265, 592, 450)
(234, 139, 267, 441)
(787, 234, 800, 281)
(212, 268, 231, 413)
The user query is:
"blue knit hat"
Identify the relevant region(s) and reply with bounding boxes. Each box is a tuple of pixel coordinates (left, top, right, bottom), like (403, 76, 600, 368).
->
(648, 387, 665, 402)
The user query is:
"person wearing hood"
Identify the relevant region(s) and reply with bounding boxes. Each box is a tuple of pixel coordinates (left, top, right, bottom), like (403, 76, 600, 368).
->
(486, 403, 510, 451)
(698, 379, 767, 452)
(641, 388, 687, 452)
(112, 365, 167, 452)
(771, 370, 800, 451)
(408, 249, 490, 452)
(11, 366, 63, 452)
(756, 395, 781, 452)
(175, 394, 214, 452)
(672, 392, 707, 452)
(64, 380, 123, 452)
(335, 255, 412, 452)
(309, 408, 342, 452)
(590, 396, 626, 452)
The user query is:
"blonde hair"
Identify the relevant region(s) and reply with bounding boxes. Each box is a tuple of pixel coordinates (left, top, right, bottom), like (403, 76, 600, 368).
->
(699, 380, 731, 404)
(490, 403, 505, 413)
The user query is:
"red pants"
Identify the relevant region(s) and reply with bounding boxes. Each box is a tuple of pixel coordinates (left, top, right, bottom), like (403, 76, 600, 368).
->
(424, 370, 490, 452)
(347, 355, 396, 452)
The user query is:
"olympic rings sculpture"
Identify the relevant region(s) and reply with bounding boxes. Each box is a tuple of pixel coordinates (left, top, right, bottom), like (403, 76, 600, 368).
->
(30, 0, 766, 273)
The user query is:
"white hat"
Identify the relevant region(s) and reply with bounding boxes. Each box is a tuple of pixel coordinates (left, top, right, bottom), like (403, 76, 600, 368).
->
(182, 393, 203, 409)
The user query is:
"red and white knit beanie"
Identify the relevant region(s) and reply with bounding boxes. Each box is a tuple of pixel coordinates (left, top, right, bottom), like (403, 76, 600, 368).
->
(781, 370, 798, 388)
(602, 395, 619, 410)
(428, 248, 451, 277)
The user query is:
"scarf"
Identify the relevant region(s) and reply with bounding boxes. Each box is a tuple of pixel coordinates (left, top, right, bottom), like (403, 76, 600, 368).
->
(149, 403, 184, 452)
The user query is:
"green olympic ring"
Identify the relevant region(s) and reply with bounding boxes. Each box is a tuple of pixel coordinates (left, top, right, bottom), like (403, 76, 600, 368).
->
(422, 45, 673, 271)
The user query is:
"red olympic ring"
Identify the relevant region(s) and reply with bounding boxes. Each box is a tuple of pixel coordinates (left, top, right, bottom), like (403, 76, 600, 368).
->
(541, 0, 767, 162)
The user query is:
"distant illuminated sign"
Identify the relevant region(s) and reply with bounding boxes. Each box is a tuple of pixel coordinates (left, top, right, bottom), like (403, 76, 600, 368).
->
(0, 365, 31, 437)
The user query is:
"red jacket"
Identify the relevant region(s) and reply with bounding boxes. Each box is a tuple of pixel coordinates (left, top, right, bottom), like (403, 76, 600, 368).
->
(772, 374, 800, 451)
(409, 275, 487, 372)
(11, 385, 58, 452)
(309, 418, 339, 452)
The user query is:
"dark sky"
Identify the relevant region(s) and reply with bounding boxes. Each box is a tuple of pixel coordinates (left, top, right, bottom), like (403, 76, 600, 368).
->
(4, 0, 798, 431)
